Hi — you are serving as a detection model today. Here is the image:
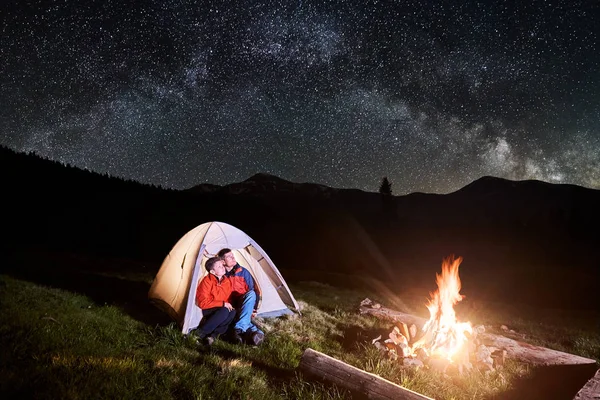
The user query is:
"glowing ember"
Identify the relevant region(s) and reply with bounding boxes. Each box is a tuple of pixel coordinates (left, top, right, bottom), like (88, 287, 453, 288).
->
(412, 255, 472, 362)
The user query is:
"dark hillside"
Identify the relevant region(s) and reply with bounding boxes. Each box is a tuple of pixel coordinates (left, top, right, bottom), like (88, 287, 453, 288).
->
(2, 146, 599, 311)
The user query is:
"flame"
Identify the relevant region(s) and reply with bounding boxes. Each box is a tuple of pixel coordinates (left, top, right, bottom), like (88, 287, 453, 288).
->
(413, 255, 472, 361)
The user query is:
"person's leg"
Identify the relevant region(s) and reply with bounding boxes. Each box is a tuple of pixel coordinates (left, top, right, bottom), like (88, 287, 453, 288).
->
(233, 290, 256, 333)
(213, 308, 236, 336)
(195, 307, 227, 338)
(241, 291, 264, 335)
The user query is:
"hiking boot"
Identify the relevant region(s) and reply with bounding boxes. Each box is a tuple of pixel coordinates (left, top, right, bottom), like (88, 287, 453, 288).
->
(204, 336, 215, 346)
(231, 329, 244, 345)
(190, 329, 206, 343)
(250, 331, 264, 346)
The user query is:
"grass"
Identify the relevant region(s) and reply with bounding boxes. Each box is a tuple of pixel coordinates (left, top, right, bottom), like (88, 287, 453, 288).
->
(1, 267, 599, 400)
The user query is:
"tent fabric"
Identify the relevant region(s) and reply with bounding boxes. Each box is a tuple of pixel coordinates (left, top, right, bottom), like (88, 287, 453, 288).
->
(148, 221, 300, 334)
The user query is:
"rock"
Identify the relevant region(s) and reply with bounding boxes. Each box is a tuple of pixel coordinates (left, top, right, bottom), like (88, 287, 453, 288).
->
(373, 341, 387, 354)
(403, 358, 424, 368)
(473, 325, 486, 335)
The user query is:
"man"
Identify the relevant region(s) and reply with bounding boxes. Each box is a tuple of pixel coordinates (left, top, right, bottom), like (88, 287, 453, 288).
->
(217, 248, 265, 346)
(194, 256, 236, 346)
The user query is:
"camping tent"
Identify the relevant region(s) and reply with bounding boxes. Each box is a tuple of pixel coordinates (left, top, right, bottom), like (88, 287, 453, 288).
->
(148, 221, 300, 334)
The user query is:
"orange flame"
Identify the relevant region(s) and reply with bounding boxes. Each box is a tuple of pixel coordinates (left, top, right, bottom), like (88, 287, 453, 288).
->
(413, 255, 472, 361)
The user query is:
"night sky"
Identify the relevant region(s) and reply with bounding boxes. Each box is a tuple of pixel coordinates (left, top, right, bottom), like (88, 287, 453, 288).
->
(2, 0, 599, 194)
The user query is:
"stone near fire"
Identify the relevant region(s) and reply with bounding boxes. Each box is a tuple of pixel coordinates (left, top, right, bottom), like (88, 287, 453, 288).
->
(474, 325, 485, 335)
(403, 358, 424, 369)
(374, 340, 387, 354)
(360, 298, 373, 307)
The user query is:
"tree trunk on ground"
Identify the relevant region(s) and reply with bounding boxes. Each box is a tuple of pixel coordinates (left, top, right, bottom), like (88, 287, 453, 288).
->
(478, 333, 597, 366)
(298, 348, 433, 400)
(359, 303, 427, 327)
(574, 368, 600, 399)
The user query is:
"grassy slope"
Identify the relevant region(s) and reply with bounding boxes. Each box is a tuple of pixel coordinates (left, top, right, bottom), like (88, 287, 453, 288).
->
(1, 268, 599, 400)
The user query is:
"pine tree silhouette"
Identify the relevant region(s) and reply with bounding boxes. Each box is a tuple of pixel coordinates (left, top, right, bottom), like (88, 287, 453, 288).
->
(379, 176, 392, 196)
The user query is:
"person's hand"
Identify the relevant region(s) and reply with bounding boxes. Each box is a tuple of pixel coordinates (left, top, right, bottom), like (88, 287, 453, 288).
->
(224, 302, 233, 311)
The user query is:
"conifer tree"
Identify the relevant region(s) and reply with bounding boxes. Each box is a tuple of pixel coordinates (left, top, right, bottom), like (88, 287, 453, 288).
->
(379, 176, 392, 196)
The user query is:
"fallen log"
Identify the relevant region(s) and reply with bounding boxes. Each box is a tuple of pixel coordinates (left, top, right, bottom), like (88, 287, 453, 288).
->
(574, 368, 600, 399)
(299, 348, 433, 400)
(359, 300, 596, 366)
(478, 333, 597, 366)
(359, 300, 427, 328)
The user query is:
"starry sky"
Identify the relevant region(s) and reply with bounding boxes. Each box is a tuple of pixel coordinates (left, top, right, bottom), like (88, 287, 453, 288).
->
(2, 0, 599, 194)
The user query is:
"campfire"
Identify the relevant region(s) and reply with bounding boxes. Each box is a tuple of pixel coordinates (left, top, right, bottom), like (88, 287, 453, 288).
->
(414, 256, 472, 361)
(367, 256, 503, 373)
(299, 255, 597, 400)
(298, 256, 598, 400)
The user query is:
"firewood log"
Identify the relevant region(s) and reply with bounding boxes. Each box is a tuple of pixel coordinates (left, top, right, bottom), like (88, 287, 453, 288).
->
(299, 348, 433, 400)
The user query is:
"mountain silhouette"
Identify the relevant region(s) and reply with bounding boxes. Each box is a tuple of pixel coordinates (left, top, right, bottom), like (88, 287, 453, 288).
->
(2, 146, 599, 310)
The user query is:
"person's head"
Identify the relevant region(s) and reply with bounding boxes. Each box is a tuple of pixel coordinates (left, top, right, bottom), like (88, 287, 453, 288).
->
(205, 256, 226, 278)
(218, 248, 237, 271)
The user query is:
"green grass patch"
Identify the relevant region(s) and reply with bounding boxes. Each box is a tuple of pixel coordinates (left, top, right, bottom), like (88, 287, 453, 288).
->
(1, 273, 598, 400)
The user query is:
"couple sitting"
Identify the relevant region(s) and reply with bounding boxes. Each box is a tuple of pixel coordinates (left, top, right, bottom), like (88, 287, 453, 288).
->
(194, 248, 265, 346)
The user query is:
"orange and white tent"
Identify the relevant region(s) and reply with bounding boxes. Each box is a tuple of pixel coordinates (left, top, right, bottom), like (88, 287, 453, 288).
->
(148, 221, 300, 334)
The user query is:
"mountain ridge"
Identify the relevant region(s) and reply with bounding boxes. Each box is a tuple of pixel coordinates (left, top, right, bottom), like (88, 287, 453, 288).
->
(2, 145, 600, 310)
(3, 145, 598, 199)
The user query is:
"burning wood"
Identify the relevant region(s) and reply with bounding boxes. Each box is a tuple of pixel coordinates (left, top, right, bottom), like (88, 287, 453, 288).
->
(370, 256, 481, 373)
(414, 256, 472, 361)
(372, 321, 490, 374)
(362, 255, 596, 374)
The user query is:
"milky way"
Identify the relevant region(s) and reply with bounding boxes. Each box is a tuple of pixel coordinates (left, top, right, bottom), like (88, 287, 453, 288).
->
(1, 0, 599, 194)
